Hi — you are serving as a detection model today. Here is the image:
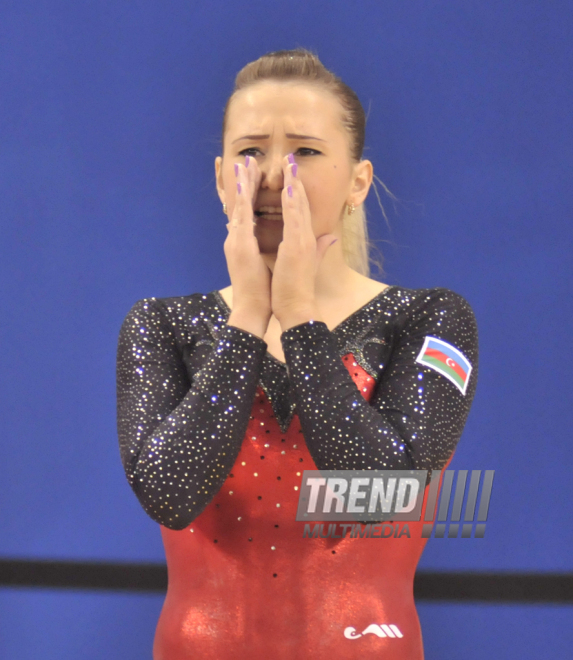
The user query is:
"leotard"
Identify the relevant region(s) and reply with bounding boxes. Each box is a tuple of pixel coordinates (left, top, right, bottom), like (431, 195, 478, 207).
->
(116, 285, 478, 659)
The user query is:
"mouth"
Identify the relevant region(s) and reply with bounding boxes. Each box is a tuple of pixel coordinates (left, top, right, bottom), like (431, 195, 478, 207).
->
(254, 205, 283, 222)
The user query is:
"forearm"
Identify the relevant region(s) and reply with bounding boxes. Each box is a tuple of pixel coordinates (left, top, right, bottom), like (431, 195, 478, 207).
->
(280, 320, 415, 471)
(118, 322, 267, 530)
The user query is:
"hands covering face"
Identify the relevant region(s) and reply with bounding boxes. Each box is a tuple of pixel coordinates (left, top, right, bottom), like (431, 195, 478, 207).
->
(227, 153, 338, 328)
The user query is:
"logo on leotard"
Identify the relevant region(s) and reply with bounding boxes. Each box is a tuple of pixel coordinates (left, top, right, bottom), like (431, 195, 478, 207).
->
(415, 336, 472, 395)
(344, 623, 403, 639)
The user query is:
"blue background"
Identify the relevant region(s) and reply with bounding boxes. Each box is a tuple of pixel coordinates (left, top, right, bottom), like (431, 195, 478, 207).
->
(1, 0, 571, 657)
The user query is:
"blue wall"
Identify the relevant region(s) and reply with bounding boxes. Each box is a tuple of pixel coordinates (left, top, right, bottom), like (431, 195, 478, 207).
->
(1, 1, 571, 657)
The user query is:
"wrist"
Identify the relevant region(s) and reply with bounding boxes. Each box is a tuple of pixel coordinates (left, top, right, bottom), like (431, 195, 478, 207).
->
(277, 307, 324, 333)
(227, 309, 270, 340)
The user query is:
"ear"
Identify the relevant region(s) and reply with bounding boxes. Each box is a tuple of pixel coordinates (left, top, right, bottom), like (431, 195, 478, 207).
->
(348, 159, 373, 206)
(215, 156, 226, 205)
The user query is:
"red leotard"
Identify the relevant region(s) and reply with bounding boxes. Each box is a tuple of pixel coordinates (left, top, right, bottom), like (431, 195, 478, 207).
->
(116, 286, 477, 659)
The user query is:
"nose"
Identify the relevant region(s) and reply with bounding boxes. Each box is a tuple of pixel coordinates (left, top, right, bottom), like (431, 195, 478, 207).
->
(259, 150, 285, 190)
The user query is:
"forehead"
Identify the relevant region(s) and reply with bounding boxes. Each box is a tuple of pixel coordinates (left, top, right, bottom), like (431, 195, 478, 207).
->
(226, 82, 345, 136)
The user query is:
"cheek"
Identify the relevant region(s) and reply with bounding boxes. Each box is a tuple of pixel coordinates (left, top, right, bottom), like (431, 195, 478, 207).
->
(225, 169, 238, 198)
(304, 176, 342, 211)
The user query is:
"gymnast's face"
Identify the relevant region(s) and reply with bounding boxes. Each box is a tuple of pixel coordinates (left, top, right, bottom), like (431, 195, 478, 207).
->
(215, 81, 372, 255)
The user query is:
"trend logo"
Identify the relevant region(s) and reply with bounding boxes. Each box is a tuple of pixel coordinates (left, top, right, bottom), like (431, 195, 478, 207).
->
(344, 623, 404, 639)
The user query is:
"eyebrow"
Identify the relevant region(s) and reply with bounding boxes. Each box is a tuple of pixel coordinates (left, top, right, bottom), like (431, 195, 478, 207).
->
(232, 133, 326, 144)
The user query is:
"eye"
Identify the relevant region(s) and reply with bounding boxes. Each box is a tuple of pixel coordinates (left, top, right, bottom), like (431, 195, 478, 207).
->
(238, 147, 260, 156)
(237, 147, 322, 157)
(296, 148, 321, 156)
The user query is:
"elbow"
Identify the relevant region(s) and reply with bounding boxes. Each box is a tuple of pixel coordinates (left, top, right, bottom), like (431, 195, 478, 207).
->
(138, 494, 199, 531)
(128, 474, 200, 531)
(390, 437, 415, 471)
(147, 499, 201, 531)
(401, 453, 416, 471)
(159, 515, 195, 532)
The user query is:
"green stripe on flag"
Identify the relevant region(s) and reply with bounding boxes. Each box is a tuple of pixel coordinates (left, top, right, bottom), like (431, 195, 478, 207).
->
(421, 356, 465, 387)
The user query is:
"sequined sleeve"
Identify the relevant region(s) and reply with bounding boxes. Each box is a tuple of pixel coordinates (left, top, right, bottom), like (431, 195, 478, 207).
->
(280, 288, 478, 472)
(116, 297, 268, 530)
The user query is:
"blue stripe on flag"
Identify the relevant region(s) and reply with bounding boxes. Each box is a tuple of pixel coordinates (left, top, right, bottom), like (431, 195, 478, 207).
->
(426, 338, 471, 374)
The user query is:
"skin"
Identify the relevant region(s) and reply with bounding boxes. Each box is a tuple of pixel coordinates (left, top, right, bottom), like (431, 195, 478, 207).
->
(215, 81, 378, 331)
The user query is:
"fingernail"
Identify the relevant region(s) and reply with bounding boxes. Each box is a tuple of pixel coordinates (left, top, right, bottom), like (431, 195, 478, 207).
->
(288, 153, 295, 164)
(234, 163, 239, 177)
(292, 163, 298, 177)
(287, 185, 293, 198)
(237, 182, 242, 194)
(245, 155, 250, 168)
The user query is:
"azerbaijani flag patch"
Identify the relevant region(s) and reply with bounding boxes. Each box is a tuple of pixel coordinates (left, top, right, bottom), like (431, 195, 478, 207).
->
(415, 336, 472, 395)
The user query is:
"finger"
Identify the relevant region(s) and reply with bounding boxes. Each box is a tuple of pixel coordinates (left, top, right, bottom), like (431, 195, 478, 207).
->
(245, 155, 262, 207)
(240, 162, 259, 231)
(288, 163, 310, 226)
(284, 154, 310, 216)
(281, 164, 300, 244)
(281, 156, 311, 241)
(231, 163, 255, 232)
(280, 155, 296, 243)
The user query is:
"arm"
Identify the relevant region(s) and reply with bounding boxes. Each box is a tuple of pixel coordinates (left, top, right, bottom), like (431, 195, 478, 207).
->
(116, 297, 267, 530)
(280, 288, 478, 472)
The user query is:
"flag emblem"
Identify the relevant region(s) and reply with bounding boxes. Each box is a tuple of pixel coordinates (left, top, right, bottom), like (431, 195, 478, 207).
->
(415, 336, 472, 395)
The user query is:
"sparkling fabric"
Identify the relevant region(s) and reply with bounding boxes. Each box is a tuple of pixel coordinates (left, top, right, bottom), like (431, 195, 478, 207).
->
(116, 285, 478, 659)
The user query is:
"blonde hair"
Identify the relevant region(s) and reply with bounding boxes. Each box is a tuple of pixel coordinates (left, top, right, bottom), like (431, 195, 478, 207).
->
(221, 47, 390, 279)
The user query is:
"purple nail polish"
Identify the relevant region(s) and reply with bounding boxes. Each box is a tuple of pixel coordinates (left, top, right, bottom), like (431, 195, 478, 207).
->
(245, 155, 250, 167)
(292, 163, 298, 177)
(288, 153, 295, 164)
(237, 182, 242, 194)
(287, 185, 293, 198)
(234, 163, 239, 177)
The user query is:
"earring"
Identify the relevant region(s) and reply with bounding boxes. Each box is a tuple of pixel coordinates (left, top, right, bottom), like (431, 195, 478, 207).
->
(347, 203, 355, 215)
(222, 203, 227, 215)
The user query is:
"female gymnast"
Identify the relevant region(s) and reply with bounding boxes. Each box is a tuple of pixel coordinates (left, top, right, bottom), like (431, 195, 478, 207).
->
(116, 48, 478, 659)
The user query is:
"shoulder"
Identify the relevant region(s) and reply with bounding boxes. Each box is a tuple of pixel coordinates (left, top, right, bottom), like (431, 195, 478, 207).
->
(118, 291, 225, 346)
(388, 286, 476, 325)
(121, 291, 215, 322)
(387, 285, 478, 359)
(419, 287, 477, 334)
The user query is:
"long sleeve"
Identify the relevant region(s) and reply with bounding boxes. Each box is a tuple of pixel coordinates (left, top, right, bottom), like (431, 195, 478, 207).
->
(280, 288, 478, 472)
(116, 297, 268, 530)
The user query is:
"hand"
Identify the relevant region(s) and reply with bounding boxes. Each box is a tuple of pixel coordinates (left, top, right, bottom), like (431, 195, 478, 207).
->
(271, 154, 338, 328)
(223, 156, 272, 320)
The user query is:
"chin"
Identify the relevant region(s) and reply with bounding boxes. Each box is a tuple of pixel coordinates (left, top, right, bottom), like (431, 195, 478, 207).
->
(259, 251, 279, 271)
(255, 233, 282, 255)
(259, 245, 279, 256)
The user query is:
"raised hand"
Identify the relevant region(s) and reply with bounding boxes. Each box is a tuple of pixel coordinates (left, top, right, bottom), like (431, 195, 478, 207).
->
(271, 153, 338, 329)
(223, 155, 272, 324)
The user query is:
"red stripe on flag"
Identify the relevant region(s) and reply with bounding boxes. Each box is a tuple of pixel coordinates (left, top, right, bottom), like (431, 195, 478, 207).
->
(424, 348, 467, 382)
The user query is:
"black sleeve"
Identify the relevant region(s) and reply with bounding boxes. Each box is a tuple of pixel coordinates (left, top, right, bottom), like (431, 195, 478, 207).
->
(116, 297, 268, 530)
(280, 288, 478, 472)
